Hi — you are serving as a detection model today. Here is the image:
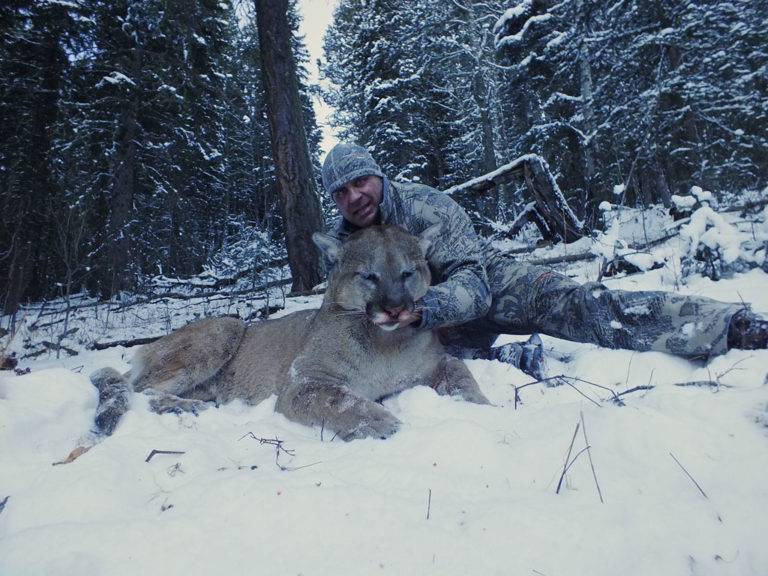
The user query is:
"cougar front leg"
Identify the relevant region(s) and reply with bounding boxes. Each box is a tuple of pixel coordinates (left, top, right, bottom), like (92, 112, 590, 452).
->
(432, 356, 491, 405)
(145, 389, 211, 416)
(276, 381, 401, 441)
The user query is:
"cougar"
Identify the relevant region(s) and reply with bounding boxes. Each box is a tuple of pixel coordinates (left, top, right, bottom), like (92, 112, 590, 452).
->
(90, 225, 489, 441)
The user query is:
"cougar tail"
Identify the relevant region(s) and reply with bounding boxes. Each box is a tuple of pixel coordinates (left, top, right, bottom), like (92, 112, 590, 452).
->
(90, 367, 132, 436)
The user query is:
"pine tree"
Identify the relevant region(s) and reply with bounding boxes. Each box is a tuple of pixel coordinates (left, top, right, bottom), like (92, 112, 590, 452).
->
(322, 0, 509, 188)
(494, 0, 768, 217)
(67, 0, 260, 296)
(1, 0, 324, 309)
(0, 0, 81, 313)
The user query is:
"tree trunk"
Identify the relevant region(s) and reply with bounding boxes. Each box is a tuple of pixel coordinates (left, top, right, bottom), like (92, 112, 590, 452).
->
(106, 47, 140, 298)
(254, 0, 323, 294)
(523, 157, 587, 243)
(577, 0, 598, 204)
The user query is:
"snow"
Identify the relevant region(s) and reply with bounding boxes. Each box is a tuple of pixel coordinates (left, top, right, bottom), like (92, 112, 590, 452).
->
(673, 193, 698, 210)
(495, 13, 553, 49)
(1, 204, 768, 576)
(95, 71, 137, 88)
(493, 0, 534, 35)
(691, 185, 715, 205)
(681, 206, 742, 264)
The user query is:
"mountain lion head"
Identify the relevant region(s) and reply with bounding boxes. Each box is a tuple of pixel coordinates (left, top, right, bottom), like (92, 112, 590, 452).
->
(313, 225, 435, 331)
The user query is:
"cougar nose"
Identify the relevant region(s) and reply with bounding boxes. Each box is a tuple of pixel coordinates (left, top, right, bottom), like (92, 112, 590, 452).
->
(384, 305, 405, 321)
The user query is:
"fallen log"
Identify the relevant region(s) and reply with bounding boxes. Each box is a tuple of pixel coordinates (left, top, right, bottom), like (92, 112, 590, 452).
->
(444, 154, 589, 243)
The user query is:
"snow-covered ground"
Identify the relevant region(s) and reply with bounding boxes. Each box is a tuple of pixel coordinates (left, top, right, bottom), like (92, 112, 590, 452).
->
(1, 201, 767, 576)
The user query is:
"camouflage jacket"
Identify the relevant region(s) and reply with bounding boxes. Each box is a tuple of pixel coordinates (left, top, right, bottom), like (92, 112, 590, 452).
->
(328, 178, 491, 329)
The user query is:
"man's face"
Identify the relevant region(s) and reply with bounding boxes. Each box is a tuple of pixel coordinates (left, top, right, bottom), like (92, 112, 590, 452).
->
(332, 174, 383, 227)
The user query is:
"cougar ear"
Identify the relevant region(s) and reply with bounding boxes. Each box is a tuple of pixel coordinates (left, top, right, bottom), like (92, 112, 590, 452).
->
(418, 224, 442, 257)
(312, 232, 343, 264)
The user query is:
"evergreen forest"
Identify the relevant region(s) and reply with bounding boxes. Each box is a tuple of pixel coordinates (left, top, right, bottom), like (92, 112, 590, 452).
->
(2, 0, 767, 316)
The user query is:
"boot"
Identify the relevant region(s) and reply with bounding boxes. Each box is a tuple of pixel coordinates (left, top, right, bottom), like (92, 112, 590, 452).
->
(727, 310, 768, 350)
(488, 334, 545, 380)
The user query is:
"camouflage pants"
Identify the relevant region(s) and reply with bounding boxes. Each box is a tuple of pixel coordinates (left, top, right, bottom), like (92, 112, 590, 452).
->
(444, 251, 743, 359)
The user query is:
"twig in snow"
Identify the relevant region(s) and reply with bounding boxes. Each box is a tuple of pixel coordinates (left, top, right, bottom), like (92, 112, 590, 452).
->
(555, 414, 604, 502)
(145, 449, 186, 463)
(669, 452, 708, 500)
(556, 421, 581, 494)
(514, 374, 656, 409)
(673, 357, 748, 391)
(239, 433, 311, 471)
(580, 411, 604, 503)
(561, 379, 602, 407)
(673, 380, 726, 390)
(715, 356, 752, 380)
(426, 489, 432, 520)
(550, 375, 623, 404)
(615, 385, 655, 400)
(624, 353, 635, 388)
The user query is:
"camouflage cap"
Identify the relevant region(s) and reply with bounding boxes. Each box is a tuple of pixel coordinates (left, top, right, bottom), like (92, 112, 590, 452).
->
(322, 143, 384, 196)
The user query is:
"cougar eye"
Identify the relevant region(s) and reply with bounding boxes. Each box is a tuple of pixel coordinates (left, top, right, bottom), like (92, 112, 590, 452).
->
(359, 271, 379, 284)
(401, 270, 414, 280)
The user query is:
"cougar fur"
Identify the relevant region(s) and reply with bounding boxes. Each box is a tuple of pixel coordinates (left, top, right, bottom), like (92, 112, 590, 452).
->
(90, 225, 489, 441)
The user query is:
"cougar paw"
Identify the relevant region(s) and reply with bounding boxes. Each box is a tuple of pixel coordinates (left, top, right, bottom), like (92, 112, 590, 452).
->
(148, 394, 210, 416)
(339, 405, 401, 441)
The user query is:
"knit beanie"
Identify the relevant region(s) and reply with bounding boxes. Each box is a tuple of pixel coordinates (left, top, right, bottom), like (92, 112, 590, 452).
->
(321, 143, 384, 196)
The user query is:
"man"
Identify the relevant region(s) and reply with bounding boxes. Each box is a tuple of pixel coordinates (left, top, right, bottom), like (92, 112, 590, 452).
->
(320, 142, 767, 377)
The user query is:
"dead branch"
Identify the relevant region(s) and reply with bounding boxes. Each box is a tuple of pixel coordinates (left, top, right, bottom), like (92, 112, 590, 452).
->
(526, 251, 599, 267)
(561, 379, 603, 407)
(107, 278, 292, 313)
(615, 385, 655, 399)
(556, 421, 581, 494)
(547, 375, 622, 405)
(580, 411, 604, 503)
(669, 452, 708, 499)
(40, 340, 78, 357)
(240, 433, 297, 470)
(146, 256, 289, 292)
(92, 335, 162, 351)
(673, 380, 726, 390)
(514, 374, 656, 409)
(145, 449, 186, 463)
(714, 356, 752, 380)
(25, 276, 292, 324)
(445, 154, 588, 243)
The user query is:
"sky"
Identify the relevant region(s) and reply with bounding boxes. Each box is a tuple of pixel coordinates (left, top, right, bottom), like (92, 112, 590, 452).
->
(297, 0, 340, 153)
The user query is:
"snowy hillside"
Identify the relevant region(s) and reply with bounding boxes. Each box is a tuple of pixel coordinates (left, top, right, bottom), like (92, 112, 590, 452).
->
(1, 200, 767, 576)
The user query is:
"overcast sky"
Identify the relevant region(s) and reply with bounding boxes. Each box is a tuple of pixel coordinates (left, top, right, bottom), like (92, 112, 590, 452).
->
(297, 0, 340, 153)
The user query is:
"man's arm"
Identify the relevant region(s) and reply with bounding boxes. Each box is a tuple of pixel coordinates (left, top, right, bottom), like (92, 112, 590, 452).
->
(400, 184, 492, 329)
